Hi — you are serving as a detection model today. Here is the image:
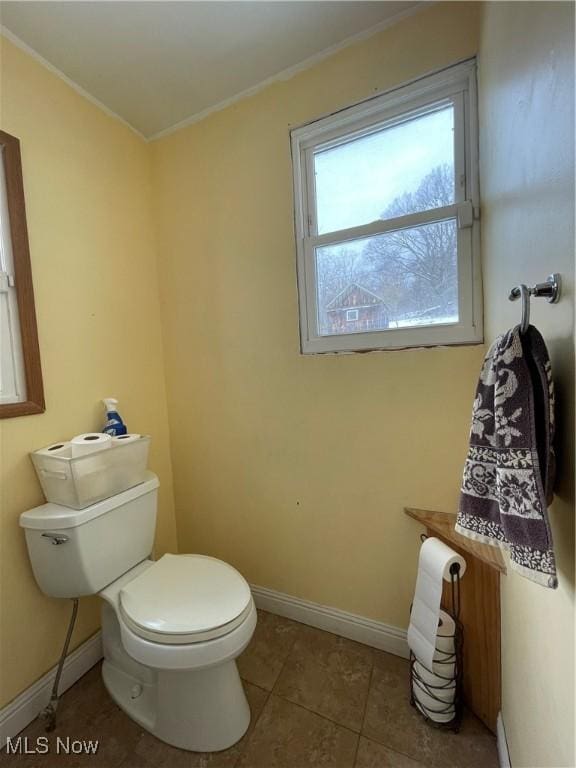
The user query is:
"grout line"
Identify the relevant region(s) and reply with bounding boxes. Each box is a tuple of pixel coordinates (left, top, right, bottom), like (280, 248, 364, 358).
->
(243, 610, 477, 764)
(355, 659, 427, 764)
(352, 732, 363, 767)
(360, 650, 377, 731)
(232, 685, 272, 768)
(359, 714, 455, 766)
(263, 614, 373, 736)
(240, 678, 270, 697)
(269, 692, 361, 741)
(269, 620, 303, 695)
(354, 652, 377, 764)
(269, 689, 363, 736)
(269, 674, 368, 737)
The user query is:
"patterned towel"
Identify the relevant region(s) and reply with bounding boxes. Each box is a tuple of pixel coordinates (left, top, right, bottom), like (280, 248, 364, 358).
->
(456, 325, 557, 588)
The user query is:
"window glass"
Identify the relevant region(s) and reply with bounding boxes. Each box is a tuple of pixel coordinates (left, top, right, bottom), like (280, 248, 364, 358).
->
(0, 130, 44, 416)
(291, 59, 481, 353)
(0, 145, 26, 403)
(316, 219, 458, 337)
(314, 105, 454, 235)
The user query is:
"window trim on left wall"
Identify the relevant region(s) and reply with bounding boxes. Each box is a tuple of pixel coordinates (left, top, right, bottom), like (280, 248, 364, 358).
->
(0, 130, 44, 418)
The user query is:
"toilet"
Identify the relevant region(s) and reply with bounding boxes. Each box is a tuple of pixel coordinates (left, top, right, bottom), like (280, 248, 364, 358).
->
(19, 472, 257, 752)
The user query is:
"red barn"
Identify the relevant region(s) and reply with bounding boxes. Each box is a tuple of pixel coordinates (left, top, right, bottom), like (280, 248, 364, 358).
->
(325, 283, 389, 334)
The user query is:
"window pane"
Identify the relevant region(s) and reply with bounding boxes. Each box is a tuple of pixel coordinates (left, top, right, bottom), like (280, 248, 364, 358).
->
(314, 105, 454, 235)
(315, 219, 458, 337)
(0, 145, 26, 403)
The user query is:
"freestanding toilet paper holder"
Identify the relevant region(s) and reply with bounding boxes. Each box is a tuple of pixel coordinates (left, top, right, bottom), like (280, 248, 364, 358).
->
(409, 535, 464, 733)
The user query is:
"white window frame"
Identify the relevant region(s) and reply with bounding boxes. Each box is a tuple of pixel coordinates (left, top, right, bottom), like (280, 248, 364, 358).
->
(346, 309, 359, 322)
(291, 59, 482, 354)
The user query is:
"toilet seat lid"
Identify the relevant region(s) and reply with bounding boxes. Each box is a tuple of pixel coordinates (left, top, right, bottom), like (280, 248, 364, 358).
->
(119, 554, 252, 642)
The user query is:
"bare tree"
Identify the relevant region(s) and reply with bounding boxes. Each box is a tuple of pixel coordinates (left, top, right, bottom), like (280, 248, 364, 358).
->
(317, 163, 457, 329)
(363, 164, 456, 318)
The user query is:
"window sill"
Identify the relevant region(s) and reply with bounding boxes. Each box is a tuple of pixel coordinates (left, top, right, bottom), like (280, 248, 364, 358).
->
(0, 399, 45, 419)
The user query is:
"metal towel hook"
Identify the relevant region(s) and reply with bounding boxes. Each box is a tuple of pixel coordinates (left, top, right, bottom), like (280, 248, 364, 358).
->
(508, 273, 561, 334)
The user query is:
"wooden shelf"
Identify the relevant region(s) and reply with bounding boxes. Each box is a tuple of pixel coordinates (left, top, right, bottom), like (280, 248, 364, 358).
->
(404, 507, 506, 574)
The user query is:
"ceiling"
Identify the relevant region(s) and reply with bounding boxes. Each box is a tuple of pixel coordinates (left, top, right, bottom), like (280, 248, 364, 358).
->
(0, 1, 421, 139)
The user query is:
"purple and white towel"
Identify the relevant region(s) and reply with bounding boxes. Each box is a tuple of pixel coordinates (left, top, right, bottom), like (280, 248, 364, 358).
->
(456, 325, 557, 588)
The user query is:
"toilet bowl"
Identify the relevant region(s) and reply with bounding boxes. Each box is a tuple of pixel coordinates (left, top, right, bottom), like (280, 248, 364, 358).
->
(100, 556, 257, 751)
(19, 472, 257, 752)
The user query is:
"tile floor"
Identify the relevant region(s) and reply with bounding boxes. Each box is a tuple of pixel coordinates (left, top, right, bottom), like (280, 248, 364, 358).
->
(2, 611, 498, 768)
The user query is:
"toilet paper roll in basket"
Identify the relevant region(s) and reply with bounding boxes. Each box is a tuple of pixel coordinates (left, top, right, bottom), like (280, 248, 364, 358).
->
(33, 442, 72, 474)
(111, 434, 143, 476)
(71, 433, 112, 457)
(112, 433, 141, 444)
(414, 608, 457, 675)
(414, 610, 457, 679)
(70, 433, 113, 504)
(412, 609, 457, 724)
(413, 662, 456, 703)
(413, 684, 455, 723)
(35, 442, 72, 458)
(407, 537, 466, 671)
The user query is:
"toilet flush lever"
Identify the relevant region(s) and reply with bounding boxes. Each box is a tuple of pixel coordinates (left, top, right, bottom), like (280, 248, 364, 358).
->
(41, 533, 69, 545)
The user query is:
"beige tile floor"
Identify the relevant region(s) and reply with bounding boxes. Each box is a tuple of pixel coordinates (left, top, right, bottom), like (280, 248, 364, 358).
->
(1, 611, 498, 768)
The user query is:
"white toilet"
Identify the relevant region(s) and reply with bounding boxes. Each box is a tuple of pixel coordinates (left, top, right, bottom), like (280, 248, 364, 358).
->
(19, 472, 257, 752)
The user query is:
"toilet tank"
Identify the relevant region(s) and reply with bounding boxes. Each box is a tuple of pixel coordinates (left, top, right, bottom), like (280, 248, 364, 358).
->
(19, 472, 159, 598)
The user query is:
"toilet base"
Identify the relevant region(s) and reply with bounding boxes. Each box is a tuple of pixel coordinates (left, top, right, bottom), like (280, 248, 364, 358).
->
(101, 603, 252, 752)
(102, 656, 251, 752)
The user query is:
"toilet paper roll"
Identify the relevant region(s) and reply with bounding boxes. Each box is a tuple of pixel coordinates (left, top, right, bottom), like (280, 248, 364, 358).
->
(35, 441, 72, 458)
(413, 665, 456, 723)
(71, 433, 112, 457)
(412, 614, 457, 722)
(112, 433, 141, 444)
(32, 441, 73, 476)
(435, 610, 457, 656)
(415, 655, 456, 683)
(413, 661, 456, 700)
(413, 610, 456, 678)
(407, 538, 466, 671)
(71, 434, 114, 504)
(413, 683, 455, 715)
(413, 688, 455, 723)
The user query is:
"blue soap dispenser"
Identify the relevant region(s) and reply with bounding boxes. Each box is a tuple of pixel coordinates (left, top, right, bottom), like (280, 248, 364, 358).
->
(102, 397, 128, 436)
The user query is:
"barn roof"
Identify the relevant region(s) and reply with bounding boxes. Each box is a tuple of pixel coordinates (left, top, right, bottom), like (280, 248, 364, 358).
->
(326, 282, 386, 311)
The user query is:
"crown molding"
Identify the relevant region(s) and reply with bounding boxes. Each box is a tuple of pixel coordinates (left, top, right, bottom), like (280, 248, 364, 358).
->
(0, 26, 147, 142)
(1, 2, 432, 143)
(150, 2, 432, 141)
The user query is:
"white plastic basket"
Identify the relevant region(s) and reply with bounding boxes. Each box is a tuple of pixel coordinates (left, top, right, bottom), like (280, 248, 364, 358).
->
(30, 436, 150, 510)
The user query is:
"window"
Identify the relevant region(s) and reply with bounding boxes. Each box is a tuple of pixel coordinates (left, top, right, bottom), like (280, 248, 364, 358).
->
(0, 130, 44, 417)
(291, 60, 481, 354)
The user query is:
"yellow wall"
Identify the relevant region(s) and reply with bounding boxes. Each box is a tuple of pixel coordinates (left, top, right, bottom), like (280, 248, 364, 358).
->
(152, 2, 485, 629)
(478, 3, 575, 766)
(4, 10, 573, 762)
(0, 37, 177, 708)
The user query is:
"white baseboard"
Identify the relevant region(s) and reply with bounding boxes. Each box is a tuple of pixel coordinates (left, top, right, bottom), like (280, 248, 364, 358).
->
(250, 585, 408, 659)
(0, 631, 103, 748)
(497, 711, 511, 768)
